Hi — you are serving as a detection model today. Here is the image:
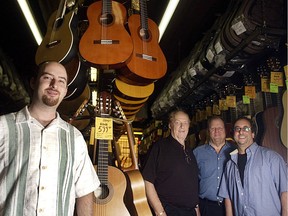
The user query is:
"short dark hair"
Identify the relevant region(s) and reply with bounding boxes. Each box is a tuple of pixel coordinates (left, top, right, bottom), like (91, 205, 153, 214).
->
(233, 116, 256, 132)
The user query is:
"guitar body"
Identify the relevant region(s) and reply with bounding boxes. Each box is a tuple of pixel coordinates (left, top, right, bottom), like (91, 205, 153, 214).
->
(63, 56, 89, 100)
(118, 14, 167, 85)
(280, 90, 287, 147)
(79, 1, 133, 68)
(124, 170, 152, 216)
(254, 110, 265, 145)
(35, 9, 78, 65)
(93, 165, 130, 216)
(261, 106, 287, 162)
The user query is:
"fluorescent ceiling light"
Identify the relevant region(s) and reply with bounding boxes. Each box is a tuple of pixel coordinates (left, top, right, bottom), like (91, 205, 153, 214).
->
(158, 0, 180, 41)
(17, 0, 43, 45)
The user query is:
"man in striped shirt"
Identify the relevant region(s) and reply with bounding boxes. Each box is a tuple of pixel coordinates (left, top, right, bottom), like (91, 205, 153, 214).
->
(0, 61, 100, 216)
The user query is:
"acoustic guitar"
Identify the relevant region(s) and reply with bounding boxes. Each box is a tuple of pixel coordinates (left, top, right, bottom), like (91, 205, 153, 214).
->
(114, 100, 152, 216)
(93, 91, 130, 215)
(79, 0, 133, 69)
(260, 57, 287, 162)
(118, 0, 167, 85)
(35, 0, 78, 65)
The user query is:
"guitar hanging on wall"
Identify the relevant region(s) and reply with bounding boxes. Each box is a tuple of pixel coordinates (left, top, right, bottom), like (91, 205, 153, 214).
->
(93, 91, 130, 215)
(118, 0, 167, 85)
(35, 0, 78, 65)
(79, 0, 133, 69)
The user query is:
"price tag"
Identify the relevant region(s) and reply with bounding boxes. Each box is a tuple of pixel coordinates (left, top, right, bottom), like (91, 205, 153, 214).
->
(261, 77, 270, 92)
(243, 95, 250, 104)
(226, 96, 236, 108)
(270, 72, 283, 87)
(245, 86, 256, 99)
(219, 99, 228, 111)
(270, 83, 279, 93)
(95, 117, 113, 140)
(231, 21, 247, 35)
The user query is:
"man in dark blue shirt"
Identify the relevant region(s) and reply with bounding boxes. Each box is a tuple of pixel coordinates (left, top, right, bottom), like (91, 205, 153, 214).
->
(193, 116, 235, 216)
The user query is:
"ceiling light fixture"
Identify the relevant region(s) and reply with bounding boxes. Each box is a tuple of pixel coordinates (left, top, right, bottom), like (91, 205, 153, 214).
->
(17, 0, 43, 45)
(158, 0, 180, 41)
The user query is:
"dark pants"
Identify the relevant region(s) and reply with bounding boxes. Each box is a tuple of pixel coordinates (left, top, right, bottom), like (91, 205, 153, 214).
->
(199, 198, 225, 216)
(162, 202, 197, 216)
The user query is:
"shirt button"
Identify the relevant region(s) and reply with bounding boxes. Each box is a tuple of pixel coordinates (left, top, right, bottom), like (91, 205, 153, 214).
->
(241, 193, 244, 196)
(41, 186, 45, 190)
(42, 166, 47, 169)
(38, 208, 44, 212)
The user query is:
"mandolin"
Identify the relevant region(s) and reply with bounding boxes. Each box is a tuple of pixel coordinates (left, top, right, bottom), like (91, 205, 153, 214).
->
(118, 0, 167, 85)
(35, 0, 78, 65)
(79, 0, 133, 69)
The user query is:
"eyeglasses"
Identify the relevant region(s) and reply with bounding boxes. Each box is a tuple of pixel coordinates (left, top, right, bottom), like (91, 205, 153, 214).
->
(233, 126, 251, 132)
(183, 148, 191, 165)
(209, 127, 224, 132)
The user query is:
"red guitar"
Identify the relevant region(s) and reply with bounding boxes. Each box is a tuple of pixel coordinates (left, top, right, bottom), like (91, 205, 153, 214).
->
(79, 0, 133, 69)
(118, 0, 167, 85)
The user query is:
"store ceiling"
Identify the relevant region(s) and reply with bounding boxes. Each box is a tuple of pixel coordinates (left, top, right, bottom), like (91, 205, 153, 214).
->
(0, 0, 286, 126)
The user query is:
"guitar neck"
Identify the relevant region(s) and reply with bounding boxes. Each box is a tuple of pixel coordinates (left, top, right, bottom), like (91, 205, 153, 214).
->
(140, 0, 148, 31)
(97, 140, 109, 184)
(102, 0, 112, 14)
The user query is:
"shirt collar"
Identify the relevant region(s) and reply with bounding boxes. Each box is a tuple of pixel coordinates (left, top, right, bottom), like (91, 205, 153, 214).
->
(15, 106, 69, 131)
(230, 142, 258, 155)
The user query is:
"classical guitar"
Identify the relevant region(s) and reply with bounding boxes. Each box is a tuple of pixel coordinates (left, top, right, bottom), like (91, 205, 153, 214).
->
(118, 0, 167, 85)
(79, 0, 133, 69)
(114, 100, 152, 216)
(261, 57, 287, 162)
(35, 0, 78, 65)
(93, 92, 130, 215)
(280, 65, 287, 147)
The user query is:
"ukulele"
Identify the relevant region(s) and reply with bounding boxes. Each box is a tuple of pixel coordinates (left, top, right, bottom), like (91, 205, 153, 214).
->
(79, 0, 133, 69)
(93, 91, 130, 215)
(118, 0, 167, 85)
(35, 0, 78, 65)
(114, 100, 152, 216)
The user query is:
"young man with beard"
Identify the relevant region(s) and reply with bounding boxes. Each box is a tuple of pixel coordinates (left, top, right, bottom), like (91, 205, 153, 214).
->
(142, 108, 200, 216)
(218, 116, 287, 216)
(0, 61, 100, 216)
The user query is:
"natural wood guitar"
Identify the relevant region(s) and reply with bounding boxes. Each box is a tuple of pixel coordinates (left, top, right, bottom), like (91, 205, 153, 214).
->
(118, 0, 167, 85)
(93, 92, 130, 215)
(280, 90, 287, 147)
(114, 101, 152, 216)
(79, 0, 133, 69)
(35, 0, 78, 65)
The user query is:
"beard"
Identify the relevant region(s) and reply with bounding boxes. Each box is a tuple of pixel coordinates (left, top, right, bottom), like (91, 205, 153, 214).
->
(42, 95, 59, 106)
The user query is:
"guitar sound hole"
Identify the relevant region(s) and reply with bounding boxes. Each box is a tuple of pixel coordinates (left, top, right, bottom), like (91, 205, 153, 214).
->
(95, 184, 110, 199)
(100, 13, 114, 26)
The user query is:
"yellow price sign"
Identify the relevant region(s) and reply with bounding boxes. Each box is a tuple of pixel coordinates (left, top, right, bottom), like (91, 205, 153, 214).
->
(95, 117, 113, 140)
(261, 77, 270, 92)
(226, 95, 236, 108)
(270, 71, 283, 87)
(245, 86, 256, 99)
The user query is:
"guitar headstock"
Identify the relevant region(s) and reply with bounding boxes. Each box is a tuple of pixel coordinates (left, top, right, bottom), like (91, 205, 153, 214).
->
(95, 91, 112, 117)
(68, 99, 89, 123)
(114, 100, 127, 121)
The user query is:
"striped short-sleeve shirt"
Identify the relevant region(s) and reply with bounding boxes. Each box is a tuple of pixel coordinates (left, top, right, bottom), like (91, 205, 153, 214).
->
(0, 106, 100, 216)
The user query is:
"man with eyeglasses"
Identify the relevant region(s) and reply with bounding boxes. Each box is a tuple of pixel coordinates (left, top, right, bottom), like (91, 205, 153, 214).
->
(193, 116, 236, 216)
(142, 108, 200, 216)
(218, 116, 287, 216)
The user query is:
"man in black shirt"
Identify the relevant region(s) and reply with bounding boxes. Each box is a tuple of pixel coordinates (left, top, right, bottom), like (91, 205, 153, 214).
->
(142, 108, 200, 216)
